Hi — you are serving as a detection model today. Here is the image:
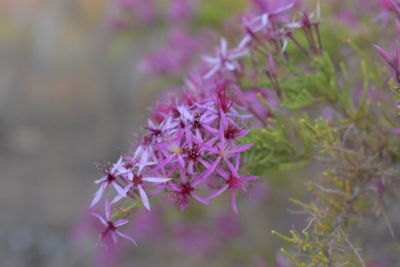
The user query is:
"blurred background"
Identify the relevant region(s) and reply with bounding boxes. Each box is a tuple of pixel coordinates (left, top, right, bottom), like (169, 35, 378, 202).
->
(0, 0, 160, 265)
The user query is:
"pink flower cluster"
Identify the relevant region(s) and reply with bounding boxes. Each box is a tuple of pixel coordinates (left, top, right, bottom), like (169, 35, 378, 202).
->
(91, 77, 257, 245)
(90, 0, 328, 247)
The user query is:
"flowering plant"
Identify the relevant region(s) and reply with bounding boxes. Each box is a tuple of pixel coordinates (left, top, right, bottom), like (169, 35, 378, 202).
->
(87, 0, 400, 265)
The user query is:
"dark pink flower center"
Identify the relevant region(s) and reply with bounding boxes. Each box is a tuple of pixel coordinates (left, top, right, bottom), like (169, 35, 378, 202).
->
(227, 176, 243, 190)
(217, 82, 232, 112)
(192, 113, 202, 128)
(224, 124, 240, 140)
(180, 182, 194, 195)
(101, 221, 116, 240)
(107, 172, 116, 182)
(184, 143, 201, 161)
(133, 174, 143, 186)
(142, 134, 153, 145)
(146, 127, 162, 137)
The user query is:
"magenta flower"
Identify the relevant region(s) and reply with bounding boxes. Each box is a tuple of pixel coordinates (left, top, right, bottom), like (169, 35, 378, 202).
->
(92, 200, 137, 246)
(167, 168, 209, 210)
(90, 35, 255, 247)
(168, 0, 194, 22)
(373, 42, 400, 83)
(202, 38, 248, 79)
(91, 157, 127, 207)
(207, 155, 257, 215)
(238, 2, 295, 50)
(286, 3, 320, 29)
(138, 29, 202, 76)
(113, 165, 171, 211)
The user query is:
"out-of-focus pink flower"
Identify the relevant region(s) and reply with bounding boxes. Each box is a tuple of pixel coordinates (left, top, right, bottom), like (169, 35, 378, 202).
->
(138, 29, 202, 75)
(373, 43, 400, 83)
(90, 157, 128, 207)
(202, 38, 248, 79)
(168, 0, 195, 22)
(92, 200, 137, 246)
(275, 252, 292, 267)
(216, 213, 242, 240)
(173, 222, 217, 255)
(374, 0, 400, 25)
(336, 11, 358, 27)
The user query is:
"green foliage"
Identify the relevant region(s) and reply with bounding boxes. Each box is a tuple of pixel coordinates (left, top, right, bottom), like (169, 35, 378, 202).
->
(240, 16, 399, 265)
(280, 54, 338, 109)
(239, 112, 337, 175)
(193, 0, 247, 29)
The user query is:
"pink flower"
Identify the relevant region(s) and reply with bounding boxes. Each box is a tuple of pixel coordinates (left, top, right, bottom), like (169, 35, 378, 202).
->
(92, 200, 137, 246)
(90, 157, 127, 207)
(168, 0, 194, 22)
(167, 172, 209, 210)
(207, 154, 257, 215)
(202, 38, 248, 79)
(113, 165, 171, 211)
(373, 43, 400, 83)
(138, 29, 202, 76)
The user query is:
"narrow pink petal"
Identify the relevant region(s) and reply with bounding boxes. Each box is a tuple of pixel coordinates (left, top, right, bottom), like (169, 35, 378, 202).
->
(91, 213, 107, 226)
(192, 193, 209, 205)
(234, 153, 240, 170)
(238, 35, 251, 50)
(285, 22, 302, 29)
(116, 231, 138, 246)
(94, 177, 107, 184)
(90, 183, 106, 207)
(232, 143, 253, 153)
(105, 198, 111, 221)
(178, 155, 185, 169)
(225, 158, 239, 177)
(272, 2, 294, 15)
(138, 185, 151, 211)
(133, 145, 143, 158)
(193, 157, 221, 187)
(373, 44, 391, 63)
(203, 63, 221, 79)
(111, 193, 123, 204)
(177, 106, 193, 121)
(220, 38, 228, 55)
(143, 177, 171, 183)
(111, 156, 124, 173)
(202, 55, 219, 64)
(188, 161, 194, 175)
(231, 191, 238, 215)
(111, 232, 118, 244)
(216, 166, 229, 179)
(138, 149, 148, 172)
(179, 166, 187, 183)
(114, 219, 129, 227)
(112, 181, 126, 198)
(207, 184, 229, 200)
(219, 107, 228, 128)
(225, 61, 236, 71)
